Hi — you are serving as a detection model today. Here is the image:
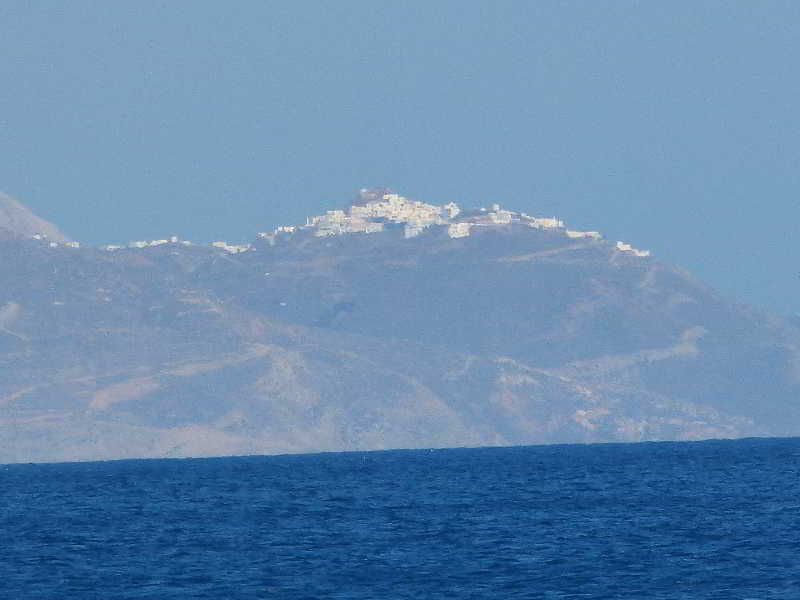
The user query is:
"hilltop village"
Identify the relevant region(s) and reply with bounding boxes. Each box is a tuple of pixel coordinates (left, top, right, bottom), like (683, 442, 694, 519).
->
(29, 189, 650, 258)
(255, 189, 650, 257)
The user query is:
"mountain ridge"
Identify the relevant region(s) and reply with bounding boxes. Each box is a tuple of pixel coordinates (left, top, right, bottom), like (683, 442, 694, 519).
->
(1, 190, 798, 463)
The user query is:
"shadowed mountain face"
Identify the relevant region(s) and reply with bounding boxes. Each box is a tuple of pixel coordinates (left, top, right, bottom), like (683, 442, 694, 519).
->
(1, 196, 799, 463)
(0, 193, 70, 242)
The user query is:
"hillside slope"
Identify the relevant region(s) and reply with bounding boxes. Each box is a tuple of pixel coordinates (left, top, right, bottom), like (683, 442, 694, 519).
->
(1, 192, 798, 462)
(0, 193, 71, 242)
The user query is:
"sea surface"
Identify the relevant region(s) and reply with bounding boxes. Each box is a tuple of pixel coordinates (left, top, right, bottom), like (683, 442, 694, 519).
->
(2, 438, 800, 599)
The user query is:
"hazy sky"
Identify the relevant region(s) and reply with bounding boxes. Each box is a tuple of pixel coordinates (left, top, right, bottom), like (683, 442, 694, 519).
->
(1, 1, 798, 314)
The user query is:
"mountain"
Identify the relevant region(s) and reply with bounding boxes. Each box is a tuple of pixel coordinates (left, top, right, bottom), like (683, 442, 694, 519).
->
(0, 192, 71, 242)
(1, 190, 799, 463)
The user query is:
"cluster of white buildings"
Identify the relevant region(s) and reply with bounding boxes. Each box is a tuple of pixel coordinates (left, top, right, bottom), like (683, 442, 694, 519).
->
(296, 189, 652, 257)
(255, 191, 586, 243)
(254, 191, 630, 254)
(101, 236, 194, 252)
(30, 234, 80, 248)
(211, 241, 252, 254)
(98, 238, 252, 255)
(128, 236, 192, 249)
(307, 191, 460, 240)
(27, 189, 650, 259)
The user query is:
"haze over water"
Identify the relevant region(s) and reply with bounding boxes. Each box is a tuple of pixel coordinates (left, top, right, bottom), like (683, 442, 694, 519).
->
(3, 437, 799, 598)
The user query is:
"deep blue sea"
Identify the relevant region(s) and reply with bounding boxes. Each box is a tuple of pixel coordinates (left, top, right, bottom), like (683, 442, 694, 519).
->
(3, 438, 800, 599)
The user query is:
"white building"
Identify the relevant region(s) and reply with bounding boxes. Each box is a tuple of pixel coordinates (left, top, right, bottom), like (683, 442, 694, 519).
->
(526, 216, 564, 229)
(262, 189, 582, 245)
(566, 230, 602, 240)
(213, 241, 252, 254)
(488, 208, 513, 225)
(448, 222, 472, 239)
(443, 202, 461, 219)
(616, 241, 650, 257)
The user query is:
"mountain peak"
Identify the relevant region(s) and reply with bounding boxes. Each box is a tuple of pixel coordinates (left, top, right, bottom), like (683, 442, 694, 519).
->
(0, 192, 71, 242)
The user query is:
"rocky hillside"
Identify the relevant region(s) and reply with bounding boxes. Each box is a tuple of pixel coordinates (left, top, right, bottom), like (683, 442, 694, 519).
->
(0, 193, 71, 242)
(1, 191, 799, 463)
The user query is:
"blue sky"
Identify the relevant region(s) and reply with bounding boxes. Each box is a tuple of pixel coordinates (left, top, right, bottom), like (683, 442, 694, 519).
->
(1, 1, 798, 314)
